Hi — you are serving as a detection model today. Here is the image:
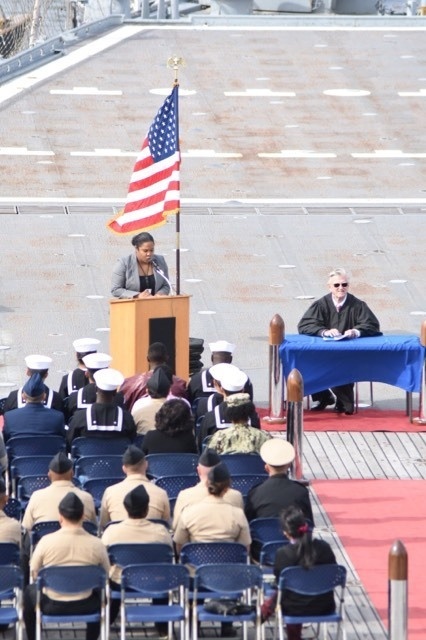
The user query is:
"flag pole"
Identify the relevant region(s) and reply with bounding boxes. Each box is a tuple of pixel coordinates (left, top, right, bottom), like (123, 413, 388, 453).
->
(167, 56, 184, 295)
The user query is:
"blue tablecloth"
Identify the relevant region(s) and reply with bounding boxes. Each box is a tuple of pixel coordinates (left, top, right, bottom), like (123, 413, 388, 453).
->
(279, 334, 425, 395)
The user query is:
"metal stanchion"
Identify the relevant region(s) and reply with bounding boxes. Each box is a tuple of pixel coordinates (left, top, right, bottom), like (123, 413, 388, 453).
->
(388, 540, 408, 640)
(413, 320, 426, 425)
(286, 368, 308, 484)
(115, 0, 132, 17)
(262, 314, 286, 429)
(141, 0, 151, 18)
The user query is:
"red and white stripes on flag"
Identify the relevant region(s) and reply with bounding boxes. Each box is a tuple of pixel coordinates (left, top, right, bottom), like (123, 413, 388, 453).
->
(107, 86, 180, 235)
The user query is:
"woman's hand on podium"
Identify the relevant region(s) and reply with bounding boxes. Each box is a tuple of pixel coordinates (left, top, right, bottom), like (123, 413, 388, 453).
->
(136, 289, 152, 299)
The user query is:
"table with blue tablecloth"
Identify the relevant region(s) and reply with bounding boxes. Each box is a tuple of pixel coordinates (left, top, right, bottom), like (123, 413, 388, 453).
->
(279, 334, 425, 397)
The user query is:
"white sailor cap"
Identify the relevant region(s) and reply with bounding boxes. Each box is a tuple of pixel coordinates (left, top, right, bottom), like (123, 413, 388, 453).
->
(25, 354, 53, 370)
(82, 352, 112, 370)
(72, 338, 100, 353)
(260, 438, 295, 467)
(209, 363, 247, 392)
(208, 340, 236, 354)
(93, 367, 124, 391)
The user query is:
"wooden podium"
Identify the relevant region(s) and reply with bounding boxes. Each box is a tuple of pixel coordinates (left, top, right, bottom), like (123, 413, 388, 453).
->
(109, 295, 190, 380)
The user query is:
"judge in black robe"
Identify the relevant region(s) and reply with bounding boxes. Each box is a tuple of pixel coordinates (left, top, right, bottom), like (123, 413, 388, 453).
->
(297, 269, 381, 414)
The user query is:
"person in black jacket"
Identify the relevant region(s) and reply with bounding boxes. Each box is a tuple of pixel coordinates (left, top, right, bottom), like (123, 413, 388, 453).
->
(245, 439, 313, 523)
(297, 267, 381, 414)
(142, 398, 197, 455)
(274, 506, 337, 640)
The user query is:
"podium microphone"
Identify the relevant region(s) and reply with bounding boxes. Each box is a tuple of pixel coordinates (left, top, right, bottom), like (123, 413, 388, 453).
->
(152, 259, 175, 295)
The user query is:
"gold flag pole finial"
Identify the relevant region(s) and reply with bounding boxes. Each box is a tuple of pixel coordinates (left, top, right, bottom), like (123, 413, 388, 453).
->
(167, 56, 185, 85)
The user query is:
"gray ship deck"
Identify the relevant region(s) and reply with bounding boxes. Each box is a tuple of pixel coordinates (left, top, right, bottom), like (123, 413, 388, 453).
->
(1, 13, 425, 640)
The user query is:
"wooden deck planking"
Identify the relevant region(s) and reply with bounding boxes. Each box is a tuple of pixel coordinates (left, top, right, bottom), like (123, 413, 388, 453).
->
(346, 432, 390, 479)
(327, 432, 371, 479)
(394, 433, 426, 477)
(303, 433, 342, 479)
(303, 430, 426, 638)
(368, 432, 415, 479)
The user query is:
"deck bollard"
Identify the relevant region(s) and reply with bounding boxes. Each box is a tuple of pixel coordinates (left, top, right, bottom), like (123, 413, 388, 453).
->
(263, 314, 286, 428)
(286, 368, 308, 484)
(413, 320, 426, 425)
(388, 540, 408, 640)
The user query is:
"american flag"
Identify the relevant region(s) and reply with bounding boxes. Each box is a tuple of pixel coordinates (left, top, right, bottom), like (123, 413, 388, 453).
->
(107, 86, 180, 234)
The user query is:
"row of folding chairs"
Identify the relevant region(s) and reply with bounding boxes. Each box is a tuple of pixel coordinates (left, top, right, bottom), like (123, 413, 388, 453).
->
(1, 515, 287, 564)
(6, 437, 266, 478)
(0, 539, 346, 640)
(7, 448, 268, 513)
(5, 435, 145, 461)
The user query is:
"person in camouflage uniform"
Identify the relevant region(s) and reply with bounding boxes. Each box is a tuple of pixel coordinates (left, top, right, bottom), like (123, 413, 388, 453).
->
(208, 393, 271, 454)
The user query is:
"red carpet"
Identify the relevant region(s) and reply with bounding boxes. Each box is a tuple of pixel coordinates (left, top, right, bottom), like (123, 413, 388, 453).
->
(259, 408, 423, 432)
(314, 479, 426, 638)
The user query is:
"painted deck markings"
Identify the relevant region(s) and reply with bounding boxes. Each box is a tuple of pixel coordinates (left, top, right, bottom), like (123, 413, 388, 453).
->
(224, 89, 295, 97)
(351, 150, 426, 158)
(323, 89, 371, 97)
(398, 89, 426, 96)
(258, 150, 336, 158)
(151, 88, 196, 96)
(70, 149, 136, 157)
(0, 147, 54, 156)
(50, 87, 122, 95)
(185, 150, 242, 158)
(0, 25, 145, 105)
(70, 149, 243, 158)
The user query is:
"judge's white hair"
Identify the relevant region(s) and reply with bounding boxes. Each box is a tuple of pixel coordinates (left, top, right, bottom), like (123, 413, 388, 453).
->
(328, 268, 350, 281)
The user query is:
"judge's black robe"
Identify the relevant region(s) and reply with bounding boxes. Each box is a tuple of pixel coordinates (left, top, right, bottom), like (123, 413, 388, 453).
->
(297, 293, 381, 411)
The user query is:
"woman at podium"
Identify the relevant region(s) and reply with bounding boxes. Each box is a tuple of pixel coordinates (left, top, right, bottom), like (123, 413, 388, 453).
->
(111, 231, 171, 299)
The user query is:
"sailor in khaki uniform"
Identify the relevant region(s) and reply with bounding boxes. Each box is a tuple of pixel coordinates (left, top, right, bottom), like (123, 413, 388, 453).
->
(22, 452, 97, 531)
(0, 479, 22, 546)
(23, 493, 110, 640)
(102, 484, 173, 582)
(172, 448, 244, 530)
(102, 484, 173, 633)
(174, 462, 251, 556)
(99, 445, 170, 530)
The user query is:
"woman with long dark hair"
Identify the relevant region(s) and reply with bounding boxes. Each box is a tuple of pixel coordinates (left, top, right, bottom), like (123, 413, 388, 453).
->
(273, 506, 337, 640)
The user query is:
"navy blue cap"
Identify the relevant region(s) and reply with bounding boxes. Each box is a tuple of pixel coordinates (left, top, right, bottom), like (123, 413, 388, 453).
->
(23, 372, 45, 397)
